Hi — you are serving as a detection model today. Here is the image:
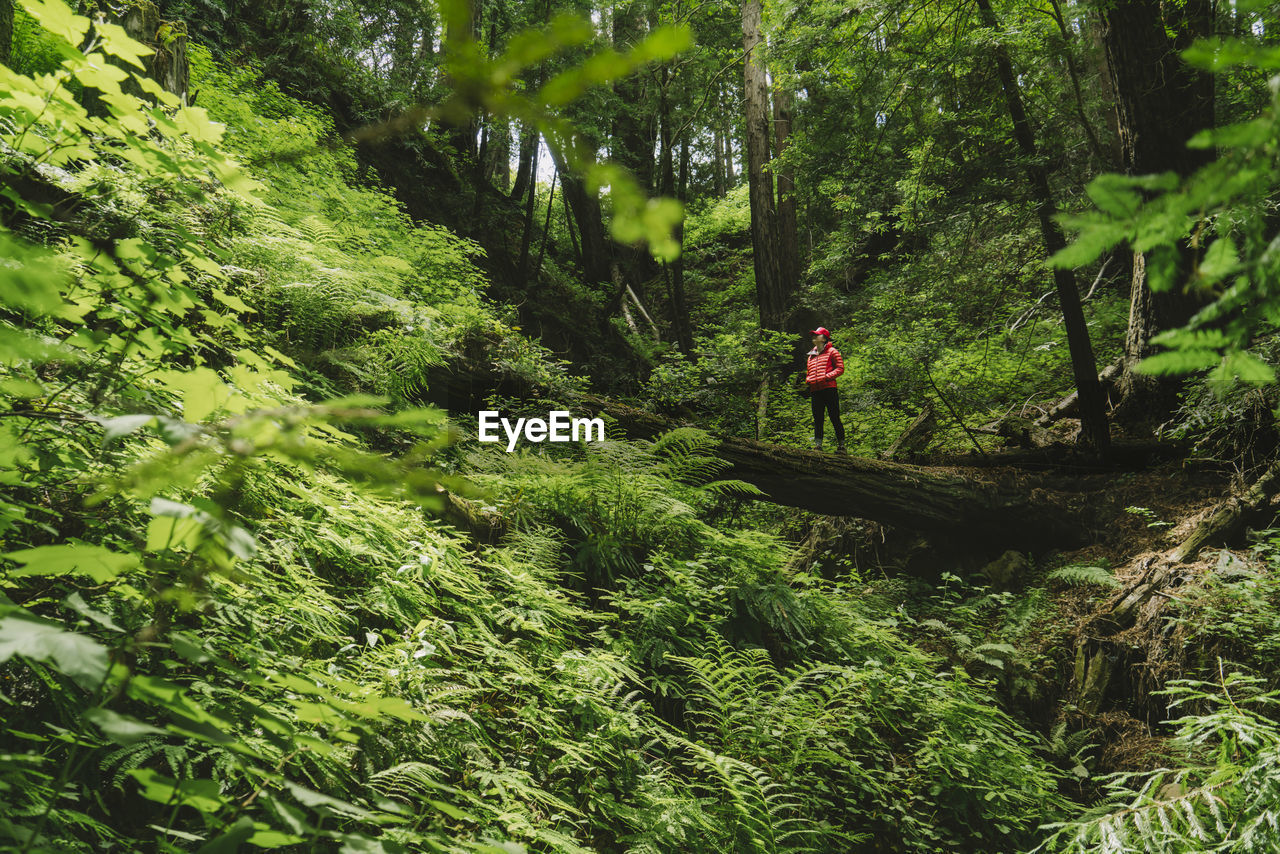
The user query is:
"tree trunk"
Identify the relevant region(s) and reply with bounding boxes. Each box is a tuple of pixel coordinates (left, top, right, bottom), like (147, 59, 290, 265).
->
(510, 122, 537, 202)
(612, 0, 653, 194)
(977, 0, 1110, 456)
(0, 0, 12, 67)
(1101, 0, 1214, 422)
(577, 396, 1086, 548)
(712, 129, 726, 197)
(671, 137, 694, 355)
(547, 143, 612, 285)
(772, 85, 800, 287)
(658, 71, 693, 355)
(721, 96, 736, 188)
(881, 404, 937, 461)
(119, 1, 190, 100)
(563, 185, 582, 268)
(1046, 0, 1108, 165)
(443, 0, 479, 160)
(488, 119, 511, 191)
(742, 0, 785, 330)
(532, 169, 557, 281)
(516, 138, 540, 280)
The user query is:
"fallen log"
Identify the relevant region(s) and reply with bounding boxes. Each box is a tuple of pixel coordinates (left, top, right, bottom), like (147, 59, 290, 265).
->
(579, 395, 1087, 548)
(976, 415, 1058, 449)
(422, 358, 1132, 547)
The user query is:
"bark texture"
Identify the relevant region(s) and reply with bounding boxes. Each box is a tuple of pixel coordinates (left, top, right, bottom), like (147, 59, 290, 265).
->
(741, 0, 785, 330)
(772, 86, 800, 287)
(1101, 0, 1215, 421)
(578, 396, 1087, 548)
(977, 0, 1109, 456)
(120, 1, 190, 100)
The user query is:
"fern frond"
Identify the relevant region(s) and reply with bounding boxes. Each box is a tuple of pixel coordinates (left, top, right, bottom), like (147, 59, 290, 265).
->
(1048, 564, 1121, 588)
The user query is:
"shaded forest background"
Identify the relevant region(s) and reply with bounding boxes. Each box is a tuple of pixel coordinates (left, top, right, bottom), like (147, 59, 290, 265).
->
(5, 0, 1280, 851)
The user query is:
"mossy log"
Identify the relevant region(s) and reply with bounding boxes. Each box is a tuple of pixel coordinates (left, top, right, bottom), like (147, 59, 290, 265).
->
(579, 395, 1087, 548)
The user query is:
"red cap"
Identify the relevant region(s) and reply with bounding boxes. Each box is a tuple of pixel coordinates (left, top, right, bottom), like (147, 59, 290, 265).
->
(809, 327, 831, 338)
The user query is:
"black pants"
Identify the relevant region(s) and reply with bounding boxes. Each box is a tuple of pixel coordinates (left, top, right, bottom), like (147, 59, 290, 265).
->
(810, 387, 845, 445)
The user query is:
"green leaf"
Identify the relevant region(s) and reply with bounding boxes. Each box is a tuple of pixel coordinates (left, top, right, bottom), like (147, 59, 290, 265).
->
(1215, 350, 1276, 385)
(630, 25, 694, 63)
(0, 378, 45, 398)
(1049, 220, 1129, 269)
(64, 590, 122, 632)
(129, 769, 227, 813)
(283, 781, 377, 820)
(1196, 237, 1239, 286)
(1136, 349, 1220, 376)
(83, 707, 167, 745)
(196, 816, 256, 853)
(96, 413, 156, 442)
(73, 53, 131, 91)
(94, 20, 153, 70)
(146, 515, 205, 552)
(4, 543, 140, 582)
(338, 834, 410, 854)
(157, 367, 234, 423)
(0, 232, 69, 315)
(1085, 174, 1142, 217)
(247, 826, 306, 848)
(0, 610, 109, 688)
(18, 0, 89, 47)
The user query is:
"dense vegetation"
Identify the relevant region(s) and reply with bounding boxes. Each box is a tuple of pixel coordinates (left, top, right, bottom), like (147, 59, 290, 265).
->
(5, 0, 1280, 851)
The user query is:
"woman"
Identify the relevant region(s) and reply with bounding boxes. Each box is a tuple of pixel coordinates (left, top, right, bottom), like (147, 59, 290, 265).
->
(804, 327, 846, 454)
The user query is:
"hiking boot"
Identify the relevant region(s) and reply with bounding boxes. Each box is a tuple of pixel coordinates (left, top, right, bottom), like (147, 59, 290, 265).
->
(835, 443, 847, 455)
(811, 437, 822, 451)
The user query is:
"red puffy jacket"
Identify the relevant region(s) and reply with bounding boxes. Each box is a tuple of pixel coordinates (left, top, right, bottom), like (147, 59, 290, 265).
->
(805, 343, 844, 390)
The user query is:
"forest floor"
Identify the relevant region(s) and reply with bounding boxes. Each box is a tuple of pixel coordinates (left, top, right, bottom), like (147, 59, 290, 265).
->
(809, 440, 1251, 782)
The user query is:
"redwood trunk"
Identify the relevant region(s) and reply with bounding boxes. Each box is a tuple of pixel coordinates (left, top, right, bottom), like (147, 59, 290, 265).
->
(742, 0, 785, 330)
(977, 0, 1109, 456)
(1101, 0, 1214, 421)
(772, 86, 800, 287)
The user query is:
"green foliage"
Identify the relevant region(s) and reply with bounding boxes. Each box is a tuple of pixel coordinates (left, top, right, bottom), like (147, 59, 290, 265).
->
(1050, 34, 1280, 388)
(0, 1, 1149, 852)
(1037, 672, 1280, 854)
(1047, 564, 1121, 590)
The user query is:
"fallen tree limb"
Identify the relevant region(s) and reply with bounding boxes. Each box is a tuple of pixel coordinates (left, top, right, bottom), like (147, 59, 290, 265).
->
(881, 404, 936, 461)
(1036, 359, 1123, 427)
(1072, 460, 1280, 716)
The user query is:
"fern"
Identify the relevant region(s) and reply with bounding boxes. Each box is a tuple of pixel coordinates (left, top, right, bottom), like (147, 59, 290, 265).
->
(1048, 564, 1121, 588)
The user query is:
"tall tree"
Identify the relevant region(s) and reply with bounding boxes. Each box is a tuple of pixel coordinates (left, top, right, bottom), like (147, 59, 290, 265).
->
(742, 0, 785, 330)
(976, 0, 1109, 454)
(0, 0, 12, 67)
(510, 121, 538, 202)
(443, 0, 480, 160)
(612, 0, 654, 193)
(772, 85, 800, 287)
(1101, 0, 1215, 420)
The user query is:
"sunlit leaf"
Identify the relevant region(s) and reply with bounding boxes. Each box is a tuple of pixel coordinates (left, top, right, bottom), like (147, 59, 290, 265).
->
(0, 609, 109, 688)
(4, 543, 140, 582)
